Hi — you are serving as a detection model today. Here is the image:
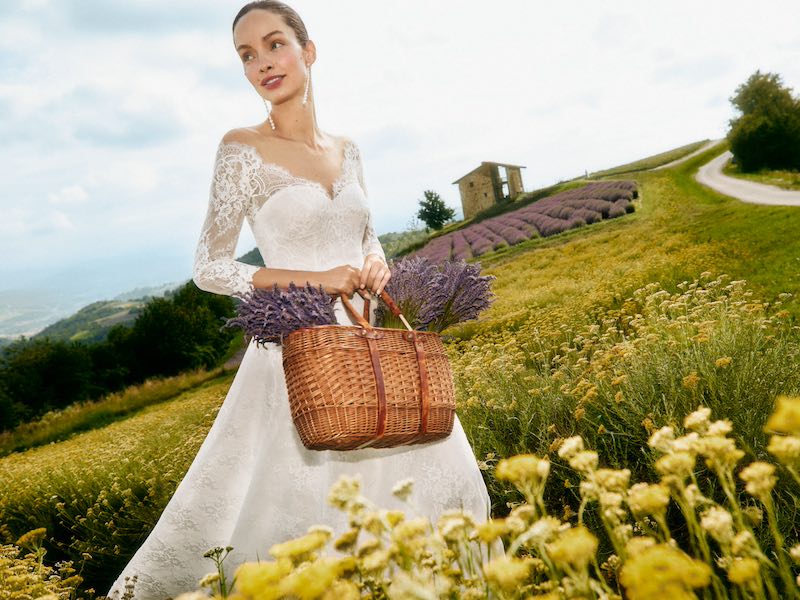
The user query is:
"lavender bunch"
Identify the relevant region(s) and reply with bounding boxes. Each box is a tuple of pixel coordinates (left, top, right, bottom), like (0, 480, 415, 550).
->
(375, 256, 496, 333)
(373, 256, 443, 330)
(423, 259, 496, 333)
(224, 281, 337, 347)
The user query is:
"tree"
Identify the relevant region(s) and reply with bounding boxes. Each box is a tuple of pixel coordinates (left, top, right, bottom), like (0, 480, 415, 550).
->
(416, 190, 456, 231)
(727, 70, 800, 171)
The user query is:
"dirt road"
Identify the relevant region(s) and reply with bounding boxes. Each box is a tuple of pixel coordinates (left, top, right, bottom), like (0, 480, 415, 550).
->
(695, 150, 800, 206)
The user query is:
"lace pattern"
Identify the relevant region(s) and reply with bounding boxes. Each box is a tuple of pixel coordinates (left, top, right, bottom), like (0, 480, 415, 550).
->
(192, 138, 386, 299)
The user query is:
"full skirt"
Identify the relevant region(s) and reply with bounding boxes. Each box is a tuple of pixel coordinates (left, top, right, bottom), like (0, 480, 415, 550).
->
(107, 338, 502, 599)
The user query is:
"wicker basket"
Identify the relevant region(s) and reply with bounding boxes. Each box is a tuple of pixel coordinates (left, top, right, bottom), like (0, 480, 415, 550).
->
(281, 288, 455, 450)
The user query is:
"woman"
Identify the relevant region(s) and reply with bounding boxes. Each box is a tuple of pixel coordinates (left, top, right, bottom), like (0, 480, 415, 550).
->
(107, 2, 500, 597)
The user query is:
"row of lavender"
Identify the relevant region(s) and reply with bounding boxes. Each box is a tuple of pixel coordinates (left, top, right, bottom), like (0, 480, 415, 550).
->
(407, 180, 638, 262)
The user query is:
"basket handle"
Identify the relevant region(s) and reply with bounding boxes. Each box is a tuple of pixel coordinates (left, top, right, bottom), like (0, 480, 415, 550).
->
(339, 288, 414, 331)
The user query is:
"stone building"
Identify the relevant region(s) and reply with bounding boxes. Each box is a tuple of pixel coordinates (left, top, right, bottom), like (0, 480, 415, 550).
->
(452, 161, 526, 220)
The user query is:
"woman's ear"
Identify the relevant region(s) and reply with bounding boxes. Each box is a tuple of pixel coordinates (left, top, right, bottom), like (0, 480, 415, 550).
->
(303, 40, 317, 67)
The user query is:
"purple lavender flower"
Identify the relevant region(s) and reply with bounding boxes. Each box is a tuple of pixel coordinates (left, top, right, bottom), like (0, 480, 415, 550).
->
(224, 281, 337, 347)
(375, 257, 496, 333)
(373, 256, 442, 330)
(423, 259, 496, 333)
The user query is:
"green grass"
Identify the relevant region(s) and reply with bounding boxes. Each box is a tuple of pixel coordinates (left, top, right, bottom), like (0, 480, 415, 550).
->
(0, 366, 229, 457)
(722, 161, 800, 191)
(589, 139, 711, 178)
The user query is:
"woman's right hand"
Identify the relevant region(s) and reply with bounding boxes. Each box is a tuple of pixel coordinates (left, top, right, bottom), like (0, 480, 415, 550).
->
(318, 265, 363, 295)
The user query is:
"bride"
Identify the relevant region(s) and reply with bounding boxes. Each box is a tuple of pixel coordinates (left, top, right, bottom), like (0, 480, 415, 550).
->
(107, 2, 501, 597)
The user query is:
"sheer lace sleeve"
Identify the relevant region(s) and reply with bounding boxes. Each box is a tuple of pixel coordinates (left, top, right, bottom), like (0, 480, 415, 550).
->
(192, 141, 262, 298)
(353, 142, 387, 265)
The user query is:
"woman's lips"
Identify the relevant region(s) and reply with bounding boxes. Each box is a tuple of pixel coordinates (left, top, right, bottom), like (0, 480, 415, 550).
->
(262, 75, 284, 89)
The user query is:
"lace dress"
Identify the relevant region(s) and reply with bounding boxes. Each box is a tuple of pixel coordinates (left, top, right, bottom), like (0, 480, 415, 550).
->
(106, 136, 502, 599)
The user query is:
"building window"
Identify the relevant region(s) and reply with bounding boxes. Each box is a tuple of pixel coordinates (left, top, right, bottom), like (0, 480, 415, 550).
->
(469, 181, 474, 188)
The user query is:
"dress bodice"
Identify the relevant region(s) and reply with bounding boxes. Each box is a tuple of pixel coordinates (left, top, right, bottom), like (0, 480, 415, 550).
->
(192, 137, 386, 300)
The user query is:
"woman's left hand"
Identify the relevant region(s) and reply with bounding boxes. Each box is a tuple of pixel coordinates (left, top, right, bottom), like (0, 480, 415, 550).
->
(359, 254, 391, 296)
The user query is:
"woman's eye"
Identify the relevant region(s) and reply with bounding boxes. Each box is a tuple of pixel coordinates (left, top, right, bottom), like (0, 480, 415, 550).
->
(271, 41, 283, 50)
(242, 53, 253, 62)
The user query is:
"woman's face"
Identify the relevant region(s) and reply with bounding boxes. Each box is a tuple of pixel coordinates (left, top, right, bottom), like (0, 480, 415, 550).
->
(232, 9, 313, 104)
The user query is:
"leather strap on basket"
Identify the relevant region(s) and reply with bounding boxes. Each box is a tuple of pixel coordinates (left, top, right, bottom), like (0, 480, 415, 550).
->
(339, 289, 431, 445)
(410, 332, 430, 435)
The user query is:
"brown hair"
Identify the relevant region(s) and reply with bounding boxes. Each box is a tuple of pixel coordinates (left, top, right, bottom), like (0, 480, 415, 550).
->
(232, 1, 309, 47)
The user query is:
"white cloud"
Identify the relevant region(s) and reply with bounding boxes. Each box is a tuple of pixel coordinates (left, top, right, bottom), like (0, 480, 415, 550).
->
(48, 184, 89, 205)
(1, 0, 799, 307)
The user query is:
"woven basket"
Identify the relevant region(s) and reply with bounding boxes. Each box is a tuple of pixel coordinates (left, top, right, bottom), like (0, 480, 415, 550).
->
(281, 287, 455, 450)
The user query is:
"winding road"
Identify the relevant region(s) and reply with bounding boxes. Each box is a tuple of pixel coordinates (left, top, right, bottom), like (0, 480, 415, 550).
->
(694, 149, 800, 206)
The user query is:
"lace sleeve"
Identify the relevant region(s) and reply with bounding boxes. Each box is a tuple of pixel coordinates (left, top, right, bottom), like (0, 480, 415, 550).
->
(353, 142, 387, 264)
(192, 142, 262, 298)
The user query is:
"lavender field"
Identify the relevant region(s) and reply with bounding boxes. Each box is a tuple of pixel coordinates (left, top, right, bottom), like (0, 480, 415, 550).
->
(407, 180, 637, 262)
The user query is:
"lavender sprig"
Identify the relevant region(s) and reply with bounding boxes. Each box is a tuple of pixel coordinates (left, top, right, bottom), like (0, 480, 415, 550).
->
(423, 259, 496, 333)
(224, 281, 337, 347)
(375, 256, 496, 333)
(374, 256, 443, 330)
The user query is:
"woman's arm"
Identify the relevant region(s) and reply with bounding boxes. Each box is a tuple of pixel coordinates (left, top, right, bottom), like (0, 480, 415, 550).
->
(192, 139, 262, 298)
(352, 139, 390, 294)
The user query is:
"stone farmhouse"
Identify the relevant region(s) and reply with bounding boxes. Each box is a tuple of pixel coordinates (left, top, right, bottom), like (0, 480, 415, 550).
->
(452, 161, 526, 220)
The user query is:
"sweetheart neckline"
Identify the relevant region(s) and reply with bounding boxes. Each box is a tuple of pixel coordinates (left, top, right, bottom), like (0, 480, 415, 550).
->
(220, 139, 355, 203)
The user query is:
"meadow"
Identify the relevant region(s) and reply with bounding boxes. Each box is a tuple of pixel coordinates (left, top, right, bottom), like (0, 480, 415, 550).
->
(3, 139, 800, 598)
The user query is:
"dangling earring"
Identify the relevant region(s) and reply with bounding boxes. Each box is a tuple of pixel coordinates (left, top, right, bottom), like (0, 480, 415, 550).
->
(262, 97, 276, 130)
(302, 63, 310, 106)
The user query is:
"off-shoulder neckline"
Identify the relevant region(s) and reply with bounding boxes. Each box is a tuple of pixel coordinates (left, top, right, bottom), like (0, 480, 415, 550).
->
(219, 138, 357, 202)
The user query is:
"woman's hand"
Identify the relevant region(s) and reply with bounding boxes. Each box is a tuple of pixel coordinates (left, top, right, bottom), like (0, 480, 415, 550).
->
(360, 254, 391, 296)
(319, 265, 363, 295)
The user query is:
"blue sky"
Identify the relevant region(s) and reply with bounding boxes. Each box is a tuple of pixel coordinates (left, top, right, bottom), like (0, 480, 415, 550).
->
(1, 0, 799, 321)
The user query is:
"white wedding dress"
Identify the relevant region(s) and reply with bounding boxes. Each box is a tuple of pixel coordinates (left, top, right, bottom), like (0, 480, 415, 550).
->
(106, 136, 502, 599)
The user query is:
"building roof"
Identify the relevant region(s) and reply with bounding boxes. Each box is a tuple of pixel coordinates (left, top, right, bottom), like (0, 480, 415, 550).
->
(452, 161, 527, 184)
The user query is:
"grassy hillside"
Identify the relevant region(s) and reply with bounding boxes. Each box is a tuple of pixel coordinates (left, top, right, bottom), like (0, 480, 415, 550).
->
(4, 138, 800, 595)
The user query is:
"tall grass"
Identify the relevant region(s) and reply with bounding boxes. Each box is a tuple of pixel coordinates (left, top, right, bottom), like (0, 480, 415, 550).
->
(0, 367, 228, 457)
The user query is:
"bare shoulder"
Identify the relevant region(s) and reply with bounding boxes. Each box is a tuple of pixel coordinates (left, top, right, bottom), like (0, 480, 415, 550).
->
(221, 127, 259, 146)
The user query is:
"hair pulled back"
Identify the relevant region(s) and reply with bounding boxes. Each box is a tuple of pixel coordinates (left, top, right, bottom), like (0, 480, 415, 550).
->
(232, 1, 309, 47)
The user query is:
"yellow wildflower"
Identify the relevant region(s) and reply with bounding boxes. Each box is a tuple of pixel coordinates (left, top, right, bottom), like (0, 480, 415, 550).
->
(269, 529, 332, 560)
(557, 436, 584, 460)
(483, 555, 535, 592)
(15, 527, 47, 549)
(765, 395, 800, 435)
(683, 406, 711, 432)
(697, 436, 744, 471)
(333, 528, 359, 552)
(655, 451, 695, 481)
(727, 557, 761, 586)
(714, 356, 732, 368)
(322, 579, 360, 600)
(767, 435, 800, 467)
(682, 373, 701, 391)
(391, 478, 415, 502)
(495, 454, 550, 485)
(568, 451, 599, 474)
(739, 461, 777, 501)
(626, 483, 670, 519)
(700, 506, 734, 545)
(619, 543, 712, 600)
(277, 556, 357, 600)
(594, 468, 631, 493)
(547, 525, 598, 570)
(648, 426, 675, 453)
(327, 474, 362, 510)
(475, 518, 509, 544)
(233, 558, 293, 595)
(198, 572, 220, 587)
(625, 536, 656, 557)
